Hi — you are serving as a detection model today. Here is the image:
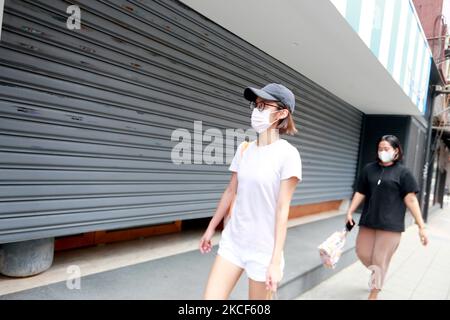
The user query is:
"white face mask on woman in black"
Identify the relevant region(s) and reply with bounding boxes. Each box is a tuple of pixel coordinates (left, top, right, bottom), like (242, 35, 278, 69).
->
(378, 150, 396, 163)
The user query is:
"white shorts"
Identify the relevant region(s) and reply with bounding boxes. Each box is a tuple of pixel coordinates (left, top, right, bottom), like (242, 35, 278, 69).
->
(217, 238, 285, 282)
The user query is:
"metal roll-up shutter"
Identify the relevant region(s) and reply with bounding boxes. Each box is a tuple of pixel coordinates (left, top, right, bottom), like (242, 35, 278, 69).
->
(405, 117, 427, 187)
(0, 0, 362, 243)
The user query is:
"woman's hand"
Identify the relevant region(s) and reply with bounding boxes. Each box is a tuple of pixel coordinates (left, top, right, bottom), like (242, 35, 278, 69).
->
(404, 193, 428, 247)
(419, 227, 428, 246)
(199, 227, 215, 254)
(266, 263, 282, 294)
(345, 212, 354, 226)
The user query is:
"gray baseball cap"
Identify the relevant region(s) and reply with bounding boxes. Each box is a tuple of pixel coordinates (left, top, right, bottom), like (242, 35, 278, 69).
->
(244, 83, 296, 113)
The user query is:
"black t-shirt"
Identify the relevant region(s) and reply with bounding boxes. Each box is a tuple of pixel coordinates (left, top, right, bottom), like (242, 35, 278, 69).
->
(356, 161, 419, 232)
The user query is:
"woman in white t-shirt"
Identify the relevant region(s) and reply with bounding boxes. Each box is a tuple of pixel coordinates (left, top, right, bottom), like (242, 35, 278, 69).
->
(199, 83, 303, 299)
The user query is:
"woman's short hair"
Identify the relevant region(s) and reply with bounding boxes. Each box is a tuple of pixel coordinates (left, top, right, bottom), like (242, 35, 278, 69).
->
(276, 102, 298, 135)
(376, 135, 403, 162)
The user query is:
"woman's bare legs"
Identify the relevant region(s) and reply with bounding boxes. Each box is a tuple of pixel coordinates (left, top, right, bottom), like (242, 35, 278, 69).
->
(248, 278, 271, 300)
(356, 226, 376, 268)
(356, 226, 401, 300)
(369, 229, 401, 300)
(368, 289, 380, 300)
(203, 255, 244, 299)
(356, 226, 379, 300)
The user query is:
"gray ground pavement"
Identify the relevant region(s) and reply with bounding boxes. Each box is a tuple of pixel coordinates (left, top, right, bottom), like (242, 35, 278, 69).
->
(296, 206, 450, 300)
(1, 207, 449, 300)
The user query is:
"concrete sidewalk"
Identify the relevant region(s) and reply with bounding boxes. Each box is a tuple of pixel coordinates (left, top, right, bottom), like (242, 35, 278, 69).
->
(0, 210, 358, 300)
(296, 207, 450, 300)
(1, 207, 447, 300)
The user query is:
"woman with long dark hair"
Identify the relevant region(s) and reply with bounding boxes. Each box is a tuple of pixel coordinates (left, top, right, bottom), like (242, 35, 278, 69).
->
(346, 135, 428, 300)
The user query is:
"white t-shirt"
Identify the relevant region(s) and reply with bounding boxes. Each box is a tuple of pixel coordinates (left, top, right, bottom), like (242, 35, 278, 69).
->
(222, 139, 302, 256)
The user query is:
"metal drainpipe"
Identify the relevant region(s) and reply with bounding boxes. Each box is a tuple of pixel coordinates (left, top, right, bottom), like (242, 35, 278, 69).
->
(421, 87, 437, 222)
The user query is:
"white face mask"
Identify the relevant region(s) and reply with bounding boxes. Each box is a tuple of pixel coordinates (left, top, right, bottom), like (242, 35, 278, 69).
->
(378, 150, 396, 163)
(251, 108, 279, 134)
